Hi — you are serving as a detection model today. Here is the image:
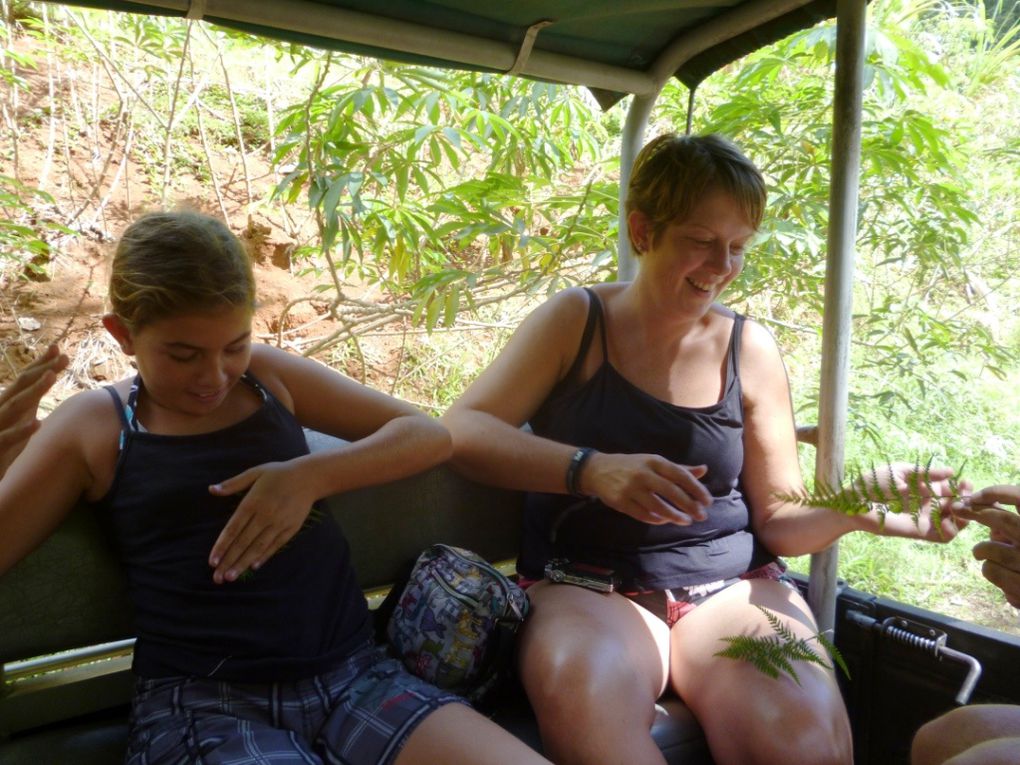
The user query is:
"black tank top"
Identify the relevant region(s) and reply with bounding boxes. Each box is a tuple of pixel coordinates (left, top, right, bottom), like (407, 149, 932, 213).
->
(91, 373, 372, 681)
(519, 289, 774, 590)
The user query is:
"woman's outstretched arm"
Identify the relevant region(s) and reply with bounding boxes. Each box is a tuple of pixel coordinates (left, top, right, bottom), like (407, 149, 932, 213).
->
(740, 319, 960, 556)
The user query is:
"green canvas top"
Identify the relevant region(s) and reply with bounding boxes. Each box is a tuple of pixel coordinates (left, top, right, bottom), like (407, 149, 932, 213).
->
(47, 0, 844, 107)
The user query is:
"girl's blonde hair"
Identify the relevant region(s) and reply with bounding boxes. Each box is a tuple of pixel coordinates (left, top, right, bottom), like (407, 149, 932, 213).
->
(109, 212, 255, 330)
(625, 133, 766, 253)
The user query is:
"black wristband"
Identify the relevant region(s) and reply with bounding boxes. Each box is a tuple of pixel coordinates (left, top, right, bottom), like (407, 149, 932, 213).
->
(566, 447, 596, 497)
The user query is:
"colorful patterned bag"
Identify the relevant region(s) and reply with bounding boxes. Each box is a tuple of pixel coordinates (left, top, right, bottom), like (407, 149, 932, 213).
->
(385, 544, 530, 705)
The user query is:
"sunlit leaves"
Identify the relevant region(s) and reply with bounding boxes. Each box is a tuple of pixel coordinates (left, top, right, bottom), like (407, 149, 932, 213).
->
(273, 58, 613, 328)
(0, 175, 73, 275)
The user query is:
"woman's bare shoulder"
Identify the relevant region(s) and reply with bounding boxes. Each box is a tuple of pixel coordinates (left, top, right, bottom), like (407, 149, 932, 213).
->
(738, 316, 783, 359)
(541, 284, 595, 318)
(736, 318, 790, 407)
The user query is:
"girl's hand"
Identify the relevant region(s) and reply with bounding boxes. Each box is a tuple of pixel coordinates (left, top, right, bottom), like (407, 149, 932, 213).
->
(581, 452, 712, 526)
(207, 461, 318, 584)
(860, 462, 966, 543)
(0, 345, 69, 475)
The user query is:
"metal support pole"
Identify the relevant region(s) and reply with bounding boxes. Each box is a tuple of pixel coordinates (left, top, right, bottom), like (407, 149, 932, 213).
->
(617, 93, 657, 281)
(808, 0, 867, 633)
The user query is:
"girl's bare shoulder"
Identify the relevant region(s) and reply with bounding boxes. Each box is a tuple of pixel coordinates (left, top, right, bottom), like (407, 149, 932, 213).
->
(41, 385, 128, 458)
(47, 384, 124, 425)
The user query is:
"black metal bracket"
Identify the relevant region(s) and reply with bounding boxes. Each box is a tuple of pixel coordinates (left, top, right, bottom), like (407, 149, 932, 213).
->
(846, 610, 982, 704)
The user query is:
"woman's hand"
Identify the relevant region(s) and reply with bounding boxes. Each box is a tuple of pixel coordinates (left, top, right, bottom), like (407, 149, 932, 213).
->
(207, 461, 319, 584)
(858, 462, 965, 543)
(581, 452, 712, 525)
(954, 486, 1020, 607)
(0, 345, 69, 475)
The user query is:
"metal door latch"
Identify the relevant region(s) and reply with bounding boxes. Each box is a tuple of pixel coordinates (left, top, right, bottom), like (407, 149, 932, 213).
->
(847, 611, 982, 704)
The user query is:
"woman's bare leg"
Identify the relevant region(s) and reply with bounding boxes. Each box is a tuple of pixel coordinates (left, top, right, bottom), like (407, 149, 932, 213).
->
(516, 580, 672, 765)
(670, 579, 852, 765)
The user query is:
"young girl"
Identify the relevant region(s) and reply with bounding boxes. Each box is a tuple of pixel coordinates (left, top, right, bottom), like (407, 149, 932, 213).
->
(0, 212, 549, 765)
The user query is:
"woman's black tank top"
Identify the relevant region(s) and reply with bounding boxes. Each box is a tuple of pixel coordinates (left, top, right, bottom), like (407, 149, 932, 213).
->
(519, 289, 774, 590)
(91, 373, 372, 681)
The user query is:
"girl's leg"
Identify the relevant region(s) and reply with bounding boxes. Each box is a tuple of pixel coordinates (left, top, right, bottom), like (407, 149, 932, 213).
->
(395, 703, 551, 765)
(670, 579, 852, 765)
(515, 579, 673, 765)
(912, 705, 1020, 765)
(126, 676, 324, 765)
(314, 642, 548, 765)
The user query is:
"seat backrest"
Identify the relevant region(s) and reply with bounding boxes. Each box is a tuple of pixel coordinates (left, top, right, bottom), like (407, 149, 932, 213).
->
(325, 464, 524, 591)
(0, 508, 134, 665)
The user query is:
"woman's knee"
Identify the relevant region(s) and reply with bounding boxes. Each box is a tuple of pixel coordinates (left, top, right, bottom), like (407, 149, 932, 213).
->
(519, 649, 664, 765)
(518, 587, 666, 717)
(748, 690, 850, 765)
(517, 608, 665, 761)
(687, 664, 851, 765)
(519, 631, 653, 719)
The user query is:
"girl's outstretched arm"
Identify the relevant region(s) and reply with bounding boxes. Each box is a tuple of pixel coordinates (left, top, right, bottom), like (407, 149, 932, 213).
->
(0, 389, 105, 576)
(207, 344, 451, 583)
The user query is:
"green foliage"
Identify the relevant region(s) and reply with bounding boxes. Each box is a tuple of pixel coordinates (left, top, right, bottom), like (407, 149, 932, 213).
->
(0, 175, 71, 277)
(716, 606, 849, 684)
(271, 56, 616, 331)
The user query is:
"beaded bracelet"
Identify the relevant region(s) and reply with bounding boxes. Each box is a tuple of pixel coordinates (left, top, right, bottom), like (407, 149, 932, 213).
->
(566, 447, 596, 497)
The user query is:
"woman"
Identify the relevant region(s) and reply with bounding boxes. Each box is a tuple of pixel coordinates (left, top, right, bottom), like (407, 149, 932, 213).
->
(443, 133, 961, 765)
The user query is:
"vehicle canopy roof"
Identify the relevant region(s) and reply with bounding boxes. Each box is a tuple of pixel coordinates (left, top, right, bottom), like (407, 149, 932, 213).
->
(48, 0, 845, 103)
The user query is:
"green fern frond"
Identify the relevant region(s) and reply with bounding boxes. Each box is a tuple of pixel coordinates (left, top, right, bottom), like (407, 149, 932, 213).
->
(716, 635, 792, 681)
(716, 606, 851, 685)
(815, 629, 850, 680)
(774, 456, 968, 534)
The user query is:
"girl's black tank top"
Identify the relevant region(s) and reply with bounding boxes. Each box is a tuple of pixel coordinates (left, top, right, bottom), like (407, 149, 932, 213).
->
(91, 373, 372, 681)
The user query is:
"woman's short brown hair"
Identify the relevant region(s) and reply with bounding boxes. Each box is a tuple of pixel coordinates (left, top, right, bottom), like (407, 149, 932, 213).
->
(625, 133, 766, 253)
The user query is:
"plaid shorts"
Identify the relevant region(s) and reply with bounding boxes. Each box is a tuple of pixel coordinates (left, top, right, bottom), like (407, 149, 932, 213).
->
(125, 641, 468, 765)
